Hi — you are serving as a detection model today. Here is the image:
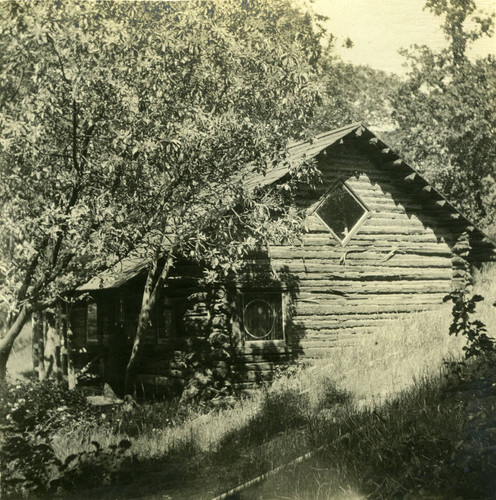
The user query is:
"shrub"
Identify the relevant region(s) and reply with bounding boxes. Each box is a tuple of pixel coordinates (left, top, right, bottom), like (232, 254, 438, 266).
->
(56, 439, 133, 493)
(1, 434, 133, 498)
(1, 433, 64, 496)
(444, 291, 496, 359)
(0, 379, 95, 435)
(0, 380, 133, 498)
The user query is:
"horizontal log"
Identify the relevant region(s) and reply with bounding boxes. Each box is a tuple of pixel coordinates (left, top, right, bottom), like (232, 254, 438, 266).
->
(305, 223, 441, 238)
(273, 245, 453, 258)
(302, 230, 447, 244)
(280, 257, 453, 268)
(301, 321, 408, 335)
(270, 252, 452, 265)
(300, 286, 456, 296)
(273, 264, 453, 276)
(301, 346, 356, 358)
(293, 238, 453, 254)
(292, 265, 453, 277)
(300, 334, 378, 347)
(306, 216, 440, 234)
(288, 312, 404, 328)
(238, 344, 291, 355)
(295, 290, 448, 303)
(297, 276, 453, 287)
(295, 302, 439, 315)
(291, 305, 448, 324)
(296, 282, 452, 295)
(296, 289, 448, 301)
(298, 179, 385, 195)
(295, 310, 443, 330)
(294, 296, 445, 312)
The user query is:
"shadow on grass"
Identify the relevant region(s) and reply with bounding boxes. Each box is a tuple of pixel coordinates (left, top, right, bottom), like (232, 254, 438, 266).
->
(245, 357, 496, 500)
(62, 371, 353, 499)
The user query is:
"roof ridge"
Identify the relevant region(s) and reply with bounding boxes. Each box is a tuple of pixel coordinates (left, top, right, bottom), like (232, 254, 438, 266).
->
(288, 122, 363, 152)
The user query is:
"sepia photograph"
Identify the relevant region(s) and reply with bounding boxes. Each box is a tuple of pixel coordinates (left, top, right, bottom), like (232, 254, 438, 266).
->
(1, 0, 496, 498)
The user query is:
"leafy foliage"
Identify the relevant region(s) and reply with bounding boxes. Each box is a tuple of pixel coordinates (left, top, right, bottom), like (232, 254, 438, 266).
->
(444, 291, 496, 359)
(0, 380, 132, 497)
(0, 0, 329, 380)
(388, 0, 496, 226)
(0, 379, 93, 434)
(1, 433, 133, 498)
(313, 60, 400, 133)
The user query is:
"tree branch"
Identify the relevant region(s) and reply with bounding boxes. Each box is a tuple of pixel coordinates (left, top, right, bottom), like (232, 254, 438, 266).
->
(46, 33, 71, 85)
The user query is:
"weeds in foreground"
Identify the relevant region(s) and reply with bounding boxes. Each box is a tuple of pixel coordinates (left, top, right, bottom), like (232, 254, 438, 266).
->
(0, 381, 134, 498)
(3, 266, 496, 498)
(444, 290, 496, 359)
(249, 356, 496, 499)
(3, 356, 496, 499)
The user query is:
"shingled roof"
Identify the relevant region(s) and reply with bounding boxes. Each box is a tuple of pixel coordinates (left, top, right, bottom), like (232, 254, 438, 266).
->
(77, 122, 495, 291)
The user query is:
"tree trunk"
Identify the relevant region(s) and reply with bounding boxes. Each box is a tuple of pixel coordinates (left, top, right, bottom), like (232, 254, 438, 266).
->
(31, 311, 45, 381)
(124, 254, 173, 395)
(0, 304, 33, 382)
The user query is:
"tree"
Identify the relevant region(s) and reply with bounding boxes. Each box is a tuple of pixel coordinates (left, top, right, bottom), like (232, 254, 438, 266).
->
(312, 59, 400, 133)
(388, 0, 496, 227)
(0, 0, 328, 384)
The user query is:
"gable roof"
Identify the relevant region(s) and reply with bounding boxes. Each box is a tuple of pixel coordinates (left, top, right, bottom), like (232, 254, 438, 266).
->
(77, 122, 495, 291)
(242, 122, 362, 191)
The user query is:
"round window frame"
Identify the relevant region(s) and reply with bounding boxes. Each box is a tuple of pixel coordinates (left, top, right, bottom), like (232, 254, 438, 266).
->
(243, 299, 276, 340)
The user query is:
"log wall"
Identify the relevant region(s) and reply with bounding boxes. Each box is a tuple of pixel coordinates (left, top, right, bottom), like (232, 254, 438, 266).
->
(67, 143, 482, 392)
(265, 147, 464, 359)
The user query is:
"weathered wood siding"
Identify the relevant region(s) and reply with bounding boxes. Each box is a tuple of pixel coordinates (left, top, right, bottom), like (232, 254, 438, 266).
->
(67, 143, 483, 393)
(267, 146, 462, 357)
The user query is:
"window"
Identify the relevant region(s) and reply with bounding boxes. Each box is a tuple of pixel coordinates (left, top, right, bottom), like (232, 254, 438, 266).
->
(315, 182, 369, 245)
(154, 296, 186, 343)
(121, 293, 142, 343)
(241, 290, 284, 343)
(70, 300, 98, 345)
(86, 302, 98, 342)
(155, 302, 173, 343)
(120, 292, 187, 344)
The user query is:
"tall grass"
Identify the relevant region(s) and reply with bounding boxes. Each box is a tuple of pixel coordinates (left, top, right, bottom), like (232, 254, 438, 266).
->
(14, 265, 496, 498)
(51, 307, 460, 462)
(472, 263, 496, 334)
(248, 373, 474, 500)
(53, 265, 496, 461)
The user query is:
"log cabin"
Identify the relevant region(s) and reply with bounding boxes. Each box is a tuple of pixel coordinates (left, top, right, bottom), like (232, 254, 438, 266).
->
(51, 123, 496, 395)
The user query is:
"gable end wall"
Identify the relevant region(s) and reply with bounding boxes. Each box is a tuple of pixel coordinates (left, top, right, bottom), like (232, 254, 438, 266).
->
(268, 147, 464, 357)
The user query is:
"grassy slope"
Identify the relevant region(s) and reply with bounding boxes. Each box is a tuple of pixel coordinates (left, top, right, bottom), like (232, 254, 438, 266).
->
(51, 285, 467, 463)
(247, 356, 496, 499)
(50, 305, 464, 467)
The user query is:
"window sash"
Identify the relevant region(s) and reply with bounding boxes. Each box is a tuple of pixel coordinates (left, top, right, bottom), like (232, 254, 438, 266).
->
(314, 181, 369, 246)
(86, 302, 98, 343)
(241, 291, 285, 343)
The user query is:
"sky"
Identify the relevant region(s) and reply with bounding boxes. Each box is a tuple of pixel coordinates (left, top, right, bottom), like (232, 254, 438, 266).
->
(308, 0, 496, 74)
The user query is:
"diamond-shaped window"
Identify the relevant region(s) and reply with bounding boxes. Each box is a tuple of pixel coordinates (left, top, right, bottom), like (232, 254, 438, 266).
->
(315, 182, 369, 245)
